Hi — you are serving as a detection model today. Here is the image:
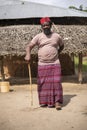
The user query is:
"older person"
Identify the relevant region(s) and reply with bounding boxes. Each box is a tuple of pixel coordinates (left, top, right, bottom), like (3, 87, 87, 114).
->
(25, 17, 64, 110)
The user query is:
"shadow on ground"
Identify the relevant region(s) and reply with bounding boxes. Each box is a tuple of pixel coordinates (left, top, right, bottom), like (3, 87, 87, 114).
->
(63, 94, 77, 107)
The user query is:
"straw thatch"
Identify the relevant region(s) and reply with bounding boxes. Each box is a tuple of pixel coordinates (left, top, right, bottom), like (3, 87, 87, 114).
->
(0, 25, 87, 56)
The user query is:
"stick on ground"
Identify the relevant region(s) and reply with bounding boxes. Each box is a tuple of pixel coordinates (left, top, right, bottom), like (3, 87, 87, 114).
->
(28, 63, 33, 106)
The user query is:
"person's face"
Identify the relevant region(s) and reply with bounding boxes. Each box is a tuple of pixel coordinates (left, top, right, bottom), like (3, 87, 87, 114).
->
(41, 22, 52, 35)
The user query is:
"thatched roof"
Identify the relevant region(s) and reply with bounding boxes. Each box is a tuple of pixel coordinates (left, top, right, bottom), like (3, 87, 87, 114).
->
(0, 25, 87, 56)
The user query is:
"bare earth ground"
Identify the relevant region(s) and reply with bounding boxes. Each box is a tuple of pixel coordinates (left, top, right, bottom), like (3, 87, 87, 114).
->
(0, 78, 87, 130)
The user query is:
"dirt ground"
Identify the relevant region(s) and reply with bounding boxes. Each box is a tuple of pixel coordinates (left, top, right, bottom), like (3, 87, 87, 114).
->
(0, 80, 87, 130)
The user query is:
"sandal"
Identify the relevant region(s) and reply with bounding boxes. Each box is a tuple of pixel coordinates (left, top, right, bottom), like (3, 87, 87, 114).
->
(40, 104, 47, 107)
(55, 102, 62, 110)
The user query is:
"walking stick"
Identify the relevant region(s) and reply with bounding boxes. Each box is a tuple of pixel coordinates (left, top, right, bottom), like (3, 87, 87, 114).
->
(28, 63, 33, 106)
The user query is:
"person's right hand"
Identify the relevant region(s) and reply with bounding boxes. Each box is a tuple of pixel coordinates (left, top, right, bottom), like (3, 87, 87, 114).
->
(24, 55, 30, 63)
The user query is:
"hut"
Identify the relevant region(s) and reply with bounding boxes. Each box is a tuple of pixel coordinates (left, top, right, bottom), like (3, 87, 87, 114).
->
(0, 1, 87, 83)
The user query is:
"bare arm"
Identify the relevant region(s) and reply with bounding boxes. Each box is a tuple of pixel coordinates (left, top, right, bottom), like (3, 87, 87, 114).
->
(58, 44, 64, 54)
(58, 37, 64, 54)
(24, 42, 36, 62)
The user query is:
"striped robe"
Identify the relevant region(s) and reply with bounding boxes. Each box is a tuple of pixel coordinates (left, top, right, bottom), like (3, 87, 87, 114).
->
(37, 64, 63, 107)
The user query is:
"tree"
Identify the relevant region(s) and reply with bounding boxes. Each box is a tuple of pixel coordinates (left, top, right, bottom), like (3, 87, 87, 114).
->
(79, 4, 83, 11)
(69, 6, 78, 10)
(69, 5, 87, 12)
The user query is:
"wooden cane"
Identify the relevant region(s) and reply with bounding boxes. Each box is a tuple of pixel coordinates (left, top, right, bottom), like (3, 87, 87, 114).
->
(28, 63, 33, 106)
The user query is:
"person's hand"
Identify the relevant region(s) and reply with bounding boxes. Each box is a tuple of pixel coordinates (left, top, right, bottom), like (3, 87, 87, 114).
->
(24, 55, 30, 63)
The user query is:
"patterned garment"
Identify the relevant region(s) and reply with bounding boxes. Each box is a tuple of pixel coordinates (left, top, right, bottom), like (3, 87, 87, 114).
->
(37, 64, 63, 106)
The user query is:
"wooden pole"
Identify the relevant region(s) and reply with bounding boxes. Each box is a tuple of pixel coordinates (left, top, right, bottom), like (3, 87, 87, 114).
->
(0, 56, 5, 81)
(28, 63, 33, 106)
(78, 53, 83, 84)
(71, 53, 75, 74)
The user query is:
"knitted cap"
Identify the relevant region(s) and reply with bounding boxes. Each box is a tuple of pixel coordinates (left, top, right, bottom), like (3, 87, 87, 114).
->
(40, 17, 51, 24)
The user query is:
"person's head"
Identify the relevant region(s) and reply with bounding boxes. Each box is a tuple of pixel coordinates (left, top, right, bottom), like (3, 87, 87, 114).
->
(40, 17, 52, 35)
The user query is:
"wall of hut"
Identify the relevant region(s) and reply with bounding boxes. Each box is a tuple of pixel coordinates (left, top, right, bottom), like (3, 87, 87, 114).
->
(0, 54, 75, 79)
(0, 55, 37, 79)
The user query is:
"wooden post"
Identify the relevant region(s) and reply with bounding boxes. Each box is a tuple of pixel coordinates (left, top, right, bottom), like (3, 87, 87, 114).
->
(0, 56, 5, 81)
(71, 53, 75, 74)
(78, 53, 83, 84)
